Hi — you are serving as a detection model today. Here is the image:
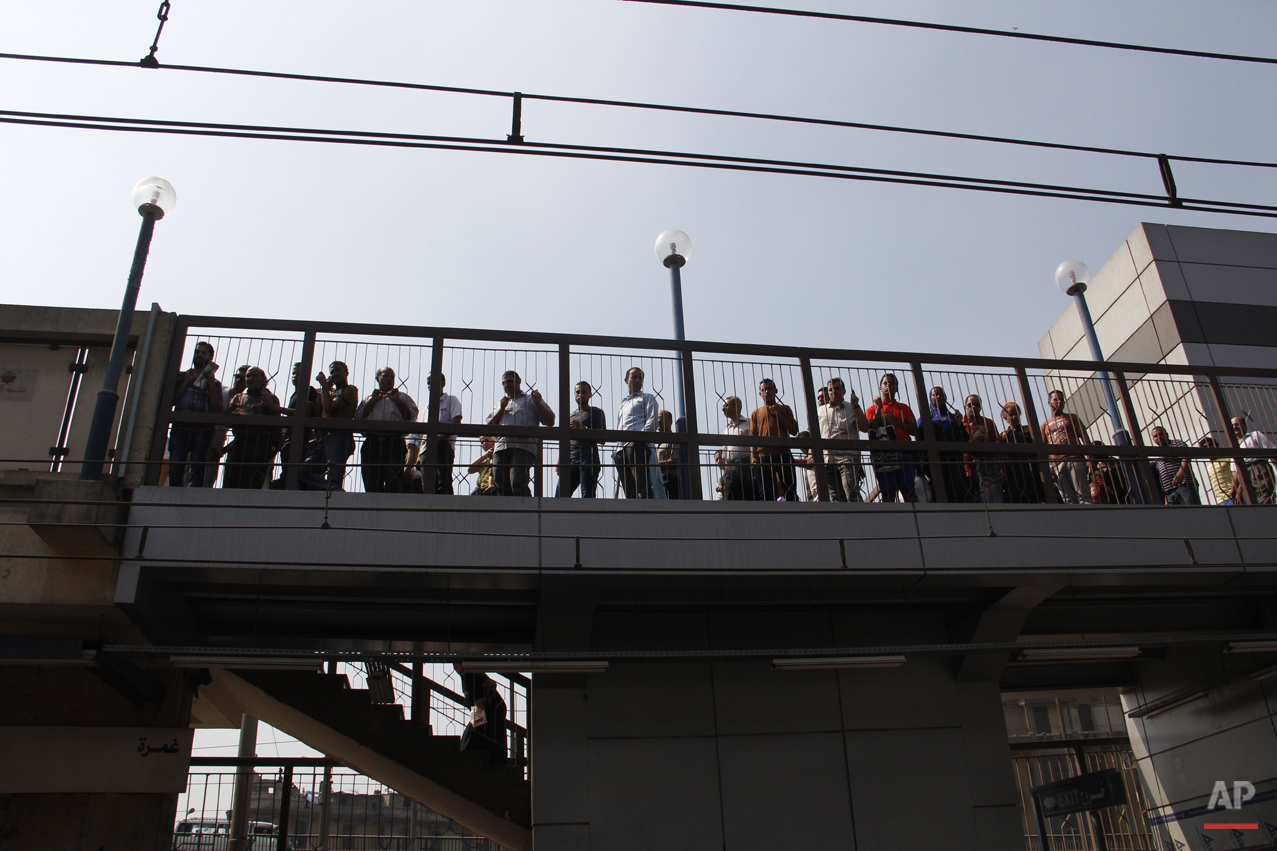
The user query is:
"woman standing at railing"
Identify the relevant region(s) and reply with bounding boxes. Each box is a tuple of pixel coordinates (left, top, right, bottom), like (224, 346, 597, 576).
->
(998, 402, 1044, 504)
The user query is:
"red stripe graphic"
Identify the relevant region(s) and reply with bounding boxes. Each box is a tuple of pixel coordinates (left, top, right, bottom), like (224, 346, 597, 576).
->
(1202, 823, 1258, 829)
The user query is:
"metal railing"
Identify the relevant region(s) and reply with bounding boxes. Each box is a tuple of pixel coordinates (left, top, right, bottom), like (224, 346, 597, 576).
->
(81, 313, 1275, 507)
(177, 759, 499, 850)
(1012, 746, 1157, 851)
(334, 661, 529, 777)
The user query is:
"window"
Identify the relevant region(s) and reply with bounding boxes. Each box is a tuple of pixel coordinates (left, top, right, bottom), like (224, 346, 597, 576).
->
(1077, 703, 1095, 732)
(1033, 705, 1052, 734)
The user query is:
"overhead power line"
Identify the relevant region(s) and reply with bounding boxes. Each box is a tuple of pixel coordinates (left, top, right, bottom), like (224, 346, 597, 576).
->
(0, 51, 1272, 171)
(621, 0, 1277, 66)
(1, 107, 1274, 218)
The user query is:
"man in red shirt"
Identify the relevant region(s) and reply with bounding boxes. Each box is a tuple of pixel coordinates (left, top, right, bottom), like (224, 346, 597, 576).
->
(1041, 389, 1092, 504)
(861, 373, 918, 503)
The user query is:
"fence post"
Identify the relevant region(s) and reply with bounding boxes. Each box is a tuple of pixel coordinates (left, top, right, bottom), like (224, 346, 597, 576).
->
(679, 347, 703, 500)
(799, 356, 830, 501)
(146, 316, 189, 486)
(558, 343, 571, 497)
(1016, 366, 1061, 505)
(317, 764, 332, 850)
(283, 330, 316, 490)
(909, 362, 948, 502)
(1208, 374, 1258, 505)
(425, 337, 445, 494)
(411, 660, 429, 729)
(1112, 371, 1160, 503)
(275, 764, 293, 851)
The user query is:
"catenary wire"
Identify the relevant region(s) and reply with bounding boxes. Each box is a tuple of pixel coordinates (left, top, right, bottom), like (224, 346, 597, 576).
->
(621, 0, 1277, 66)
(1, 109, 1274, 218)
(0, 51, 1273, 170)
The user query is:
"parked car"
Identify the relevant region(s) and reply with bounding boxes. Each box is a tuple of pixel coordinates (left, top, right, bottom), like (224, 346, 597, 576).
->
(172, 819, 277, 850)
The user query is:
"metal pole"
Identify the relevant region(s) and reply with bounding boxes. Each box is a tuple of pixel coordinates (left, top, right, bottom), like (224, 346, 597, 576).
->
(1089, 811, 1110, 851)
(1073, 291, 1153, 502)
(82, 211, 157, 479)
(1031, 793, 1051, 851)
(228, 714, 258, 851)
(1072, 291, 1126, 436)
(668, 259, 687, 422)
(316, 764, 332, 850)
(275, 764, 293, 851)
(667, 257, 691, 499)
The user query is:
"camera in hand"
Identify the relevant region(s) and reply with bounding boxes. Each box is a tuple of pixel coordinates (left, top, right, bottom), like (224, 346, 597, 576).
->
(868, 421, 903, 472)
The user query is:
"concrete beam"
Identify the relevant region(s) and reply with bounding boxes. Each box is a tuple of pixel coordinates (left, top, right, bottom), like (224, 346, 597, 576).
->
(956, 585, 1063, 682)
(27, 477, 126, 557)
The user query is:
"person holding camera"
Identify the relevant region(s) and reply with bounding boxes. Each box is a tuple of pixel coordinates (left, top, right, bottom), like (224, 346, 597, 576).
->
(168, 341, 223, 488)
(312, 361, 359, 491)
(355, 367, 418, 493)
(862, 373, 918, 503)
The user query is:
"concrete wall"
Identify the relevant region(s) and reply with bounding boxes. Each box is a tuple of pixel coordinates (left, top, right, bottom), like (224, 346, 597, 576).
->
(1037, 224, 1277, 492)
(118, 488, 1275, 588)
(1123, 645, 1277, 851)
(532, 609, 1022, 851)
(0, 303, 177, 487)
(0, 666, 194, 851)
(1039, 223, 1277, 372)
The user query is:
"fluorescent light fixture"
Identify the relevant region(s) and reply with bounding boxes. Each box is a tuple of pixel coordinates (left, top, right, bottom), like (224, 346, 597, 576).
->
(460, 661, 608, 674)
(772, 655, 905, 670)
(1250, 665, 1277, 682)
(170, 656, 323, 671)
(1228, 640, 1277, 653)
(0, 649, 98, 666)
(1020, 646, 1140, 661)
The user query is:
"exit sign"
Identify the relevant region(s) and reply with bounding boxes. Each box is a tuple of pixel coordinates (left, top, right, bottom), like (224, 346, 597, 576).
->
(1033, 769, 1128, 818)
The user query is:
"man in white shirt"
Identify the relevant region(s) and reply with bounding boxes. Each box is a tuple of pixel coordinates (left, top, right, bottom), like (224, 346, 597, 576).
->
(819, 377, 864, 502)
(355, 366, 419, 493)
(1232, 415, 1276, 505)
(719, 395, 754, 500)
(421, 372, 464, 495)
(615, 367, 659, 498)
(486, 370, 555, 497)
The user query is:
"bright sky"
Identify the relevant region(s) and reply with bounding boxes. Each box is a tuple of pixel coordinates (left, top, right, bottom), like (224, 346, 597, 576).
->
(2, 0, 1275, 358)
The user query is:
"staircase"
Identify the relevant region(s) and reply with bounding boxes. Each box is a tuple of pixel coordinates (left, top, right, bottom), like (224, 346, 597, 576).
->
(199, 668, 531, 851)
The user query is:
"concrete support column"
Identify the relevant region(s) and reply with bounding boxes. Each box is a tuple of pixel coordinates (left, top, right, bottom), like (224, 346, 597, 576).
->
(531, 578, 598, 851)
(0, 666, 194, 850)
(227, 714, 258, 851)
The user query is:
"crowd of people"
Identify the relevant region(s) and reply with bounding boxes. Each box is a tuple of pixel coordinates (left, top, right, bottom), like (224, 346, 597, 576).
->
(164, 343, 1277, 506)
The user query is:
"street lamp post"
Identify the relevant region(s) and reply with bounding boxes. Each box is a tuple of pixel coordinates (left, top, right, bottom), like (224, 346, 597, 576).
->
(655, 229, 692, 498)
(81, 177, 176, 480)
(1054, 259, 1150, 503)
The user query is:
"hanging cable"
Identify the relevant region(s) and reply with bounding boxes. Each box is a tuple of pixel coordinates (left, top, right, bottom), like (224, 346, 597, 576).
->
(1, 51, 1273, 170)
(139, 0, 172, 69)
(620, 0, 1277, 66)
(0, 107, 1273, 217)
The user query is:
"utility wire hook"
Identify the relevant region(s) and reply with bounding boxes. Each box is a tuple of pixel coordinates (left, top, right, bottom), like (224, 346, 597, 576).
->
(140, 0, 172, 69)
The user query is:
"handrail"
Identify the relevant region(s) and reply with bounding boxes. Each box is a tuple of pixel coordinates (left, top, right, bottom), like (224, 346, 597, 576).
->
(146, 312, 1277, 503)
(177, 312, 1277, 379)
